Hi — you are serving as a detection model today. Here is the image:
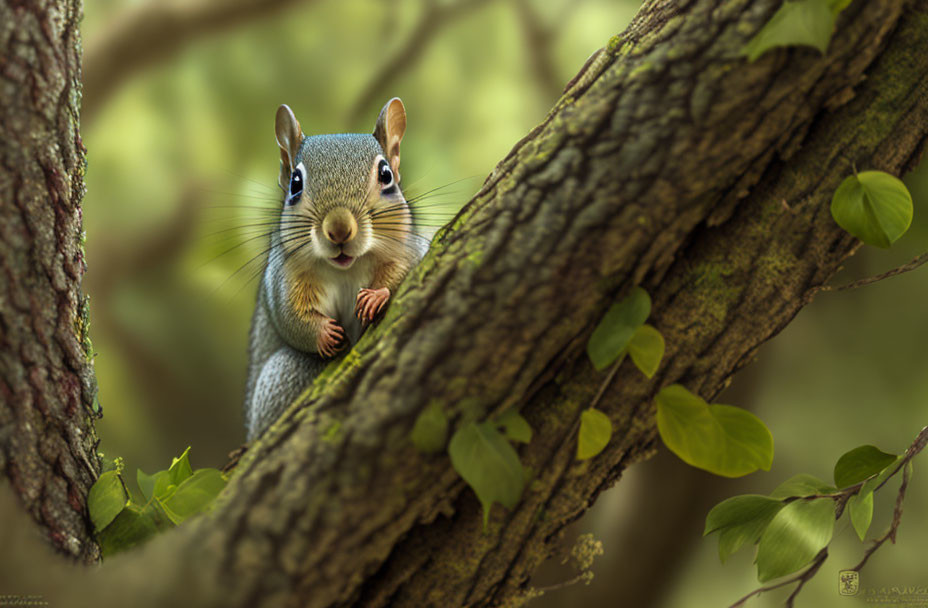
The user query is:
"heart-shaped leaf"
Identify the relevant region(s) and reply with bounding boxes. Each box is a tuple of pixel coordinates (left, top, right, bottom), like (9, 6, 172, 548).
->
(833, 445, 897, 489)
(496, 409, 532, 444)
(587, 287, 650, 371)
(656, 384, 773, 477)
(628, 324, 665, 379)
(577, 408, 612, 460)
(743, 0, 835, 62)
(830, 171, 913, 248)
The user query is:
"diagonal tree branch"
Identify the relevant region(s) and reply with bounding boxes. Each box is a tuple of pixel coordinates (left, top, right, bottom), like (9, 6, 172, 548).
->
(89, 1, 928, 606)
(4, 0, 928, 606)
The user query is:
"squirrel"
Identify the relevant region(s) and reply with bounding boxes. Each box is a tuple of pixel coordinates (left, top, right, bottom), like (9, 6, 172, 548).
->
(243, 98, 422, 440)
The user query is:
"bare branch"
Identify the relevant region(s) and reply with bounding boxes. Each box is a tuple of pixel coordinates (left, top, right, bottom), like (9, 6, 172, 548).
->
(852, 425, 928, 571)
(510, 0, 571, 101)
(726, 425, 928, 607)
(82, 0, 319, 125)
(728, 549, 828, 608)
(345, 0, 496, 127)
(810, 251, 928, 296)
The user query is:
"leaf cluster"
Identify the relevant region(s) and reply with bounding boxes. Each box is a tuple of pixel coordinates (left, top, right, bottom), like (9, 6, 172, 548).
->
(705, 444, 899, 583)
(88, 447, 228, 556)
(411, 401, 533, 527)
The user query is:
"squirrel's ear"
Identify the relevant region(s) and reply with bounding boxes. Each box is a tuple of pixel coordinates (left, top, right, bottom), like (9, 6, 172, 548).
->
(275, 104, 304, 190)
(373, 97, 406, 180)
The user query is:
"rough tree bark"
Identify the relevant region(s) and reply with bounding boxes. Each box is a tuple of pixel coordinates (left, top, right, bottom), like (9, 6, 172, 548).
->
(2, 0, 928, 607)
(0, 0, 100, 564)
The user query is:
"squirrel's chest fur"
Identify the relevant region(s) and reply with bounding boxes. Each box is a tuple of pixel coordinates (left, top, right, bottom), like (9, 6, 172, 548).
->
(264, 255, 374, 350)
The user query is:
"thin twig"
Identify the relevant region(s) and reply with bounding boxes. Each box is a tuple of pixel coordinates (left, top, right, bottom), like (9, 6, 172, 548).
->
(810, 251, 928, 296)
(728, 549, 828, 608)
(345, 0, 496, 126)
(851, 424, 928, 571)
(510, 0, 567, 101)
(588, 355, 624, 411)
(727, 425, 928, 607)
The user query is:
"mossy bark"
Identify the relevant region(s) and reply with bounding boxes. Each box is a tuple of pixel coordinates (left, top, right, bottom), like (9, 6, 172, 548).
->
(5, 0, 928, 606)
(0, 0, 101, 563)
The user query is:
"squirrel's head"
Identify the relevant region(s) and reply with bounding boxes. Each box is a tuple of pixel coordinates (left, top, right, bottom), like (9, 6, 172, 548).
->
(273, 98, 411, 270)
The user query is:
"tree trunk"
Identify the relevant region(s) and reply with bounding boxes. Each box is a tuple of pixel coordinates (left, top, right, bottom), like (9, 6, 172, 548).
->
(3, 0, 928, 606)
(0, 0, 100, 564)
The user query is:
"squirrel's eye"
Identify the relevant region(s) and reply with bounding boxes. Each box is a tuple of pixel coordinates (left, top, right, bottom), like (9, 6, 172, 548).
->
(288, 164, 304, 205)
(378, 159, 393, 187)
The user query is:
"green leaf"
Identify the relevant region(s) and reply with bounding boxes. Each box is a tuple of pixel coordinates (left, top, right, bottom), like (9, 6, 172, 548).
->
(627, 324, 665, 378)
(705, 495, 785, 563)
(577, 408, 612, 460)
(496, 409, 532, 444)
(743, 0, 835, 62)
(88, 471, 130, 532)
(136, 468, 166, 502)
(756, 498, 835, 582)
(655, 385, 773, 477)
(97, 501, 172, 557)
(833, 445, 897, 489)
(448, 421, 525, 526)
(587, 287, 650, 371)
(848, 489, 874, 542)
(411, 401, 449, 454)
(160, 469, 227, 525)
(769, 474, 836, 499)
(830, 171, 914, 248)
(874, 455, 904, 486)
(705, 495, 783, 535)
(168, 446, 194, 485)
(827, 0, 851, 14)
(138, 446, 197, 502)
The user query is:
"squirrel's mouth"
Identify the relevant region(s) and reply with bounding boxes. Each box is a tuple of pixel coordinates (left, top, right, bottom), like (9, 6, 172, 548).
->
(330, 253, 355, 268)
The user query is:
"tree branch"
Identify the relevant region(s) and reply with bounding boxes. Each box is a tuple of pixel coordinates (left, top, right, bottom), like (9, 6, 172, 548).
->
(852, 425, 928, 571)
(345, 0, 496, 127)
(82, 0, 318, 125)
(91, 2, 928, 606)
(5, 0, 928, 605)
(726, 425, 928, 606)
(811, 251, 928, 295)
(510, 0, 570, 102)
(0, 0, 101, 564)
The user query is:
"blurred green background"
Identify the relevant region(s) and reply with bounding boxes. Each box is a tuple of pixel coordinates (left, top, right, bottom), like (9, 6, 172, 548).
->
(77, 0, 927, 606)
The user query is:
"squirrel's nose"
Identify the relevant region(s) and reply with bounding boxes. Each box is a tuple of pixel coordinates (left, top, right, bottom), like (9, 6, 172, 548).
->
(322, 209, 358, 245)
(327, 227, 350, 244)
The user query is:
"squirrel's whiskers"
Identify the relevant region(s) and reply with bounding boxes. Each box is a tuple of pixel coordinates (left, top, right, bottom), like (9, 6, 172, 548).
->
(242, 98, 450, 440)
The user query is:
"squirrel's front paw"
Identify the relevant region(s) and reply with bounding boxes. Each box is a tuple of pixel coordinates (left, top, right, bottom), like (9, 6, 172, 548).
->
(355, 287, 390, 322)
(317, 317, 346, 358)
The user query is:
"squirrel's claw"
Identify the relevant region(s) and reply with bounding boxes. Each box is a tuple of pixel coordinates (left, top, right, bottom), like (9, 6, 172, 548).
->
(356, 287, 390, 322)
(317, 317, 346, 358)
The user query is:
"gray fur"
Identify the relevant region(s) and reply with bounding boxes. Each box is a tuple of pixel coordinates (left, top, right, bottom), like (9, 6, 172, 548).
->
(243, 131, 421, 441)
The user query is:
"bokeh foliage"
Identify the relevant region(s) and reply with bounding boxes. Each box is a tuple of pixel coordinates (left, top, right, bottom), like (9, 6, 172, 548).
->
(77, 1, 928, 606)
